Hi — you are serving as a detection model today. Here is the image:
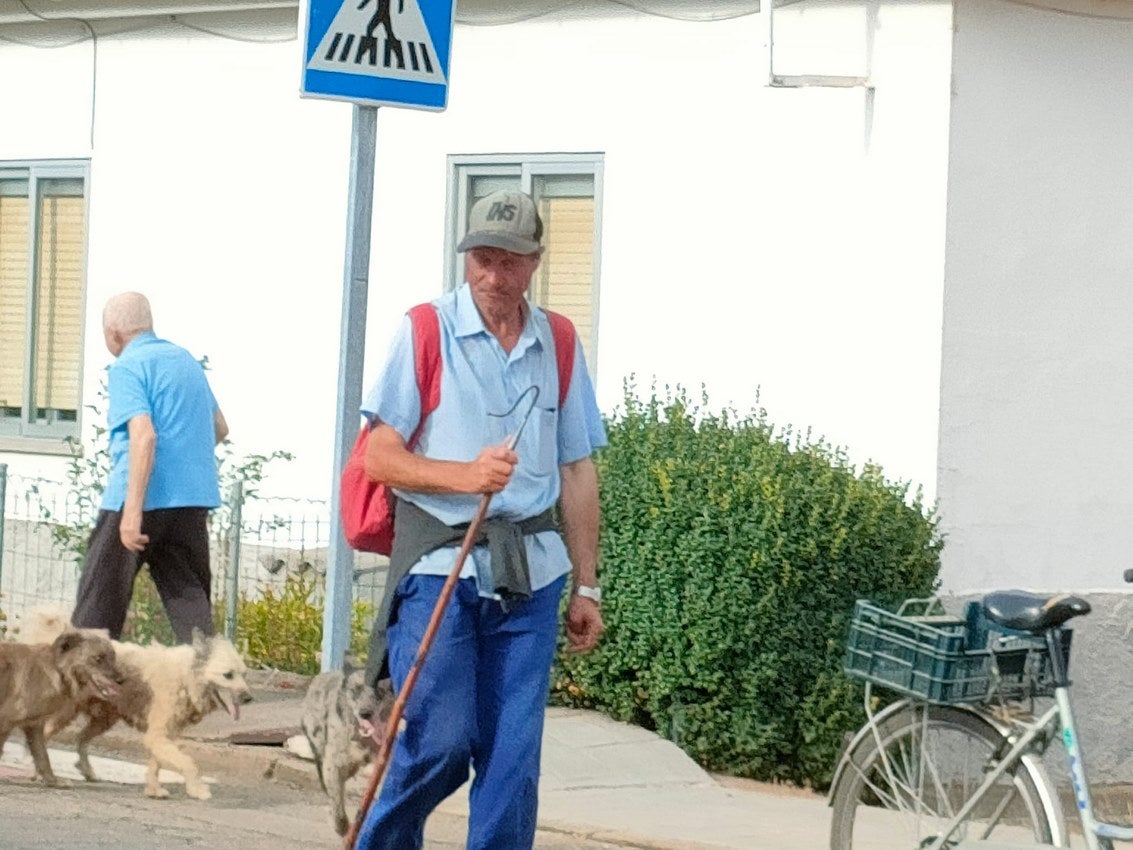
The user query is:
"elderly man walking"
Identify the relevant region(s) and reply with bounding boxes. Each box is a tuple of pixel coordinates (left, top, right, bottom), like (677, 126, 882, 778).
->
(357, 189, 607, 850)
(72, 291, 228, 644)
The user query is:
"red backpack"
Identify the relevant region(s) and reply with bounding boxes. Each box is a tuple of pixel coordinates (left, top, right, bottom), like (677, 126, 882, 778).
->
(340, 303, 577, 554)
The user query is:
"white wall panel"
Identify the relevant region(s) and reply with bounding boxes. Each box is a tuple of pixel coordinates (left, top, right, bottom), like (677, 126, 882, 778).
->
(0, 2, 951, 505)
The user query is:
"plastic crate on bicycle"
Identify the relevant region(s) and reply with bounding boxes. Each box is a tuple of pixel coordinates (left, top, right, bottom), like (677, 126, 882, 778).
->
(842, 596, 1071, 704)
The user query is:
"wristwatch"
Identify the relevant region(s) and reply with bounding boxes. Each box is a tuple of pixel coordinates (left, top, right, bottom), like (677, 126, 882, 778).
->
(574, 585, 602, 604)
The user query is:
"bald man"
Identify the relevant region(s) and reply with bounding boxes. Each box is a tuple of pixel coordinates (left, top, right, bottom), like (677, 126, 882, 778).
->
(72, 292, 229, 643)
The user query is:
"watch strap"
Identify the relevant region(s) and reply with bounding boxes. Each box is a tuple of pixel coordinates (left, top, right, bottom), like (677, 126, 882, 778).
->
(575, 585, 602, 603)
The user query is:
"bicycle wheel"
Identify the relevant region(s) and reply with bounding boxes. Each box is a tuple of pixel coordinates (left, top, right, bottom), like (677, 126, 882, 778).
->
(829, 703, 1055, 849)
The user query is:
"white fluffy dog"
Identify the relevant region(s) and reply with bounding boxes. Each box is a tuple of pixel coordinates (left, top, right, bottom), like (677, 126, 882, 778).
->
(21, 608, 252, 800)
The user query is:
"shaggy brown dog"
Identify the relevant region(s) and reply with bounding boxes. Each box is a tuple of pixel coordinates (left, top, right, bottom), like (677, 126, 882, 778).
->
(0, 630, 121, 787)
(38, 661, 153, 784)
(18, 608, 151, 784)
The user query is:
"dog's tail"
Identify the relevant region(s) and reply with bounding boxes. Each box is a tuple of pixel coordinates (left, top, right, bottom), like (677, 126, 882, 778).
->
(17, 605, 73, 644)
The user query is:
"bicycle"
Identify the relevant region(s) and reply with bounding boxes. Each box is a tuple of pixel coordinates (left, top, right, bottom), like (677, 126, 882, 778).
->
(827, 578, 1133, 850)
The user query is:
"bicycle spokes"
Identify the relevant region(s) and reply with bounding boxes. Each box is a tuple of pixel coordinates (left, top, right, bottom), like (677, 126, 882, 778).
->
(830, 704, 1054, 849)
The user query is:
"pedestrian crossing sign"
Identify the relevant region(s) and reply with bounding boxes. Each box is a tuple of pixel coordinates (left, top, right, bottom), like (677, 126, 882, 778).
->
(301, 0, 456, 111)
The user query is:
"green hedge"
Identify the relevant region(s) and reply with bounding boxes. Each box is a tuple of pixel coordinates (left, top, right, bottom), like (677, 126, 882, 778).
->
(551, 386, 941, 788)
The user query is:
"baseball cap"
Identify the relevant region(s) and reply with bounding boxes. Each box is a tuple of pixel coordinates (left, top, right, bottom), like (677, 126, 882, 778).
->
(456, 190, 543, 255)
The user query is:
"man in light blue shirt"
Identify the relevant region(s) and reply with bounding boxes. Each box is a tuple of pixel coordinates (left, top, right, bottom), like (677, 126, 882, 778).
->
(357, 190, 606, 850)
(72, 292, 228, 644)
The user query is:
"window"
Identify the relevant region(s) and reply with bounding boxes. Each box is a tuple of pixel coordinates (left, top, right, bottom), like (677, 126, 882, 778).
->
(445, 154, 604, 376)
(0, 161, 89, 446)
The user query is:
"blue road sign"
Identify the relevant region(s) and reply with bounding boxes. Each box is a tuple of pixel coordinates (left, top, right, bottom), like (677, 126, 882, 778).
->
(301, 0, 456, 111)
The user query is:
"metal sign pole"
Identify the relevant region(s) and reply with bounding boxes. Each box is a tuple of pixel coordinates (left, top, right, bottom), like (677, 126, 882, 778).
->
(322, 103, 379, 673)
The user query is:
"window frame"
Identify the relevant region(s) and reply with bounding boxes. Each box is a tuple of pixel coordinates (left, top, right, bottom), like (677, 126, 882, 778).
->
(0, 158, 91, 453)
(443, 153, 604, 377)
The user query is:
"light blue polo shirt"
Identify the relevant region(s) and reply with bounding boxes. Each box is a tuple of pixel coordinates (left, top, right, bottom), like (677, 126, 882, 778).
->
(361, 284, 607, 593)
(101, 332, 221, 511)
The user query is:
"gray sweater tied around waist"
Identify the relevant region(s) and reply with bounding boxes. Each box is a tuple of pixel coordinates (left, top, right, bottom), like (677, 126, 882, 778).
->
(364, 497, 558, 688)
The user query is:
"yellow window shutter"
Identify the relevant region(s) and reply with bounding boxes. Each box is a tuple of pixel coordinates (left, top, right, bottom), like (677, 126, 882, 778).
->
(34, 193, 85, 414)
(0, 194, 30, 410)
(535, 196, 595, 368)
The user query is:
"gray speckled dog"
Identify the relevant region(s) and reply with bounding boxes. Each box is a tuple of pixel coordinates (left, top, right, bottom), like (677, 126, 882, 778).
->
(301, 668, 393, 836)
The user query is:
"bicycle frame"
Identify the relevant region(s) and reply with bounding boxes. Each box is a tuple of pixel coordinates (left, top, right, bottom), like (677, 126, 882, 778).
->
(930, 685, 1133, 850)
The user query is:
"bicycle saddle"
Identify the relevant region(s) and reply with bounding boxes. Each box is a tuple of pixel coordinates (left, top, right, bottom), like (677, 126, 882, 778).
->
(982, 590, 1091, 632)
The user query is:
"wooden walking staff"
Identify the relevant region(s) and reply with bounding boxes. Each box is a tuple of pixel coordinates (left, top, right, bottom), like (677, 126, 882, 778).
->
(345, 387, 541, 850)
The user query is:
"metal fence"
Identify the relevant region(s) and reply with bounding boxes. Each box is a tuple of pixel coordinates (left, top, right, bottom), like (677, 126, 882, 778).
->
(0, 462, 387, 670)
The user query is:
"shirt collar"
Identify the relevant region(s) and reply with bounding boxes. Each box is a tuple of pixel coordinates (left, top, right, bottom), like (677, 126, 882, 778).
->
(452, 284, 540, 353)
(453, 283, 485, 338)
(122, 330, 157, 354)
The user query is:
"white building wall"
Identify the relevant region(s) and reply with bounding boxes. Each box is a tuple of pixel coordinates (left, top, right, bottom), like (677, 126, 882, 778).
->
(0, 1, 951, 506)
(939, 1, 1133, 779)
(939, 0, 1133, 594)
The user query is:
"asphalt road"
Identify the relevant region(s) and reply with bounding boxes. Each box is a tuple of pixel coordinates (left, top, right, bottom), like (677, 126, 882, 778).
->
(0, 758, 630, 850)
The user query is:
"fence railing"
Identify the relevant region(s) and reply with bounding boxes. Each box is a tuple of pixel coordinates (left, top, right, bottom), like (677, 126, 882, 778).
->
(0, 464, 386, 671)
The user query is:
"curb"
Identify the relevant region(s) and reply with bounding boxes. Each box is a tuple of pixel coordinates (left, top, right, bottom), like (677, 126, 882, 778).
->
(46, 673, 324, 792)
(54, 730, 706, 850)
(525, 820, 730, 850)
(47, 687, 729, 850)
(53, 734, 725, 850)
(51, 725, 326, 794)
(244, 668, 314, 692)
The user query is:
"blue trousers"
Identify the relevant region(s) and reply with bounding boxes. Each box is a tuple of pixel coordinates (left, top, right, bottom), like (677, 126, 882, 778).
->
(357, 573, 566, 850)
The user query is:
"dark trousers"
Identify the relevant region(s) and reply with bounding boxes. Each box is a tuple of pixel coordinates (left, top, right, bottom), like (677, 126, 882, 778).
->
(72, 507, 215, 644)
(357, 573, 565, 850)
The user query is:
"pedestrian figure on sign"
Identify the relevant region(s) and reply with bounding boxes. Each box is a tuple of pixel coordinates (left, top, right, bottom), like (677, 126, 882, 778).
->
(357, 0, 404, 69)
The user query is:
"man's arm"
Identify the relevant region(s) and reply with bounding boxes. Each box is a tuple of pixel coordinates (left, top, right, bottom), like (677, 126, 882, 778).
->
(560, 456, 604, 653)
(120, 414, 156, 552)
(214, 408, 229, 444)
(364, 422, 517, 495)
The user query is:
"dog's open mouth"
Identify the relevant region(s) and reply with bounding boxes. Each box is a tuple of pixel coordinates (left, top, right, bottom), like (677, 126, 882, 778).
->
(93, 674, 120, 700)
(358, 717, 378, 742)
(217, 689, 241, 721)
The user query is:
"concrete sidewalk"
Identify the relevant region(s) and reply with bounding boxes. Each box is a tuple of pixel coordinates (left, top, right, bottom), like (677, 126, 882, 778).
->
(50, 671, 833, 850)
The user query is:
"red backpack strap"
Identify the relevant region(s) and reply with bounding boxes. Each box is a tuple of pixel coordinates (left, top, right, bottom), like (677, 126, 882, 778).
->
(545, 310, 576, 409)
(406, 303, 441, 448)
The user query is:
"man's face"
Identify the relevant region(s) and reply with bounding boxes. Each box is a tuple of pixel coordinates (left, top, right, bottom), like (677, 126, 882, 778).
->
(465, 246, 541, 315)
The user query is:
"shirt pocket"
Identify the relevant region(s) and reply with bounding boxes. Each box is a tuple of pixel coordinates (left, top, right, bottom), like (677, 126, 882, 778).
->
(520, 407, 559, 479)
